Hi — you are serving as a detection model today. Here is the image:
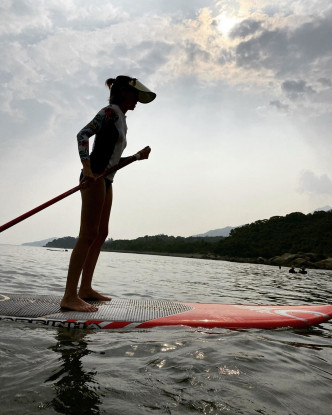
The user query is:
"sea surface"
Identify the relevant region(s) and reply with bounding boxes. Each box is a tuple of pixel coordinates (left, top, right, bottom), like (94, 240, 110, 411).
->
(0, 244, 331, 415)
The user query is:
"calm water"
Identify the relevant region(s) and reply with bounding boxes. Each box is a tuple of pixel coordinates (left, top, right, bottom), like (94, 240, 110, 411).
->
(0, 244, 331, 415)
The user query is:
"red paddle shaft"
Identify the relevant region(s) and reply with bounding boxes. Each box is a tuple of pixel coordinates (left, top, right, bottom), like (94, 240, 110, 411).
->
(0, 154, 139, 233)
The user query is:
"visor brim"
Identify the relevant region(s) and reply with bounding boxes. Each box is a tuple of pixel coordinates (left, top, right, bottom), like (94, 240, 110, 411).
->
(128, 79, 156, 104)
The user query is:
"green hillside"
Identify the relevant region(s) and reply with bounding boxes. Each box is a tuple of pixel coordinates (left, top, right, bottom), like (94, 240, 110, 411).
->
(45, 210, 332, 267)
(213, 210, 332, 258)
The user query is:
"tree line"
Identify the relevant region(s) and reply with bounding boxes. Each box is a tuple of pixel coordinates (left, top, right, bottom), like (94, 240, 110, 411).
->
(45, 210, 332, 259)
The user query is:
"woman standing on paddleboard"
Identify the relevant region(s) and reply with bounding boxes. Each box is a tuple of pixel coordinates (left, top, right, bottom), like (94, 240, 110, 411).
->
(61, 76, 156, 312)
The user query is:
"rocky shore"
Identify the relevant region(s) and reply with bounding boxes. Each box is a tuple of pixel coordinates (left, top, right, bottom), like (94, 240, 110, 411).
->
(264, 252, 332, 270)
(204, 252, 332, 270)
(107, 250, 332, 270)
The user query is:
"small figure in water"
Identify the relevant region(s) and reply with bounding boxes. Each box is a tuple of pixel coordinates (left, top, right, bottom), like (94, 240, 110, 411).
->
(289, 266, 297, 273)
(298, 267, 307, 274)
(61, 76, 156, 312)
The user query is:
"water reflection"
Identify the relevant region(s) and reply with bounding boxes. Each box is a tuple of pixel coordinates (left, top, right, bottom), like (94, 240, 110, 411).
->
(46, 329, 101, 415)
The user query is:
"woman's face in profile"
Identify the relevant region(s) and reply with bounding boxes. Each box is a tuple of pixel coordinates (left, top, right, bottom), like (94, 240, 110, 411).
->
(122, 88, 139, 110)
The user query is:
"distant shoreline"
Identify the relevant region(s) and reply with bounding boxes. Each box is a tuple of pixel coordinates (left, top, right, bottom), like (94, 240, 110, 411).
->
(102, 250, 332, 271)
(39, 245, 332, 271)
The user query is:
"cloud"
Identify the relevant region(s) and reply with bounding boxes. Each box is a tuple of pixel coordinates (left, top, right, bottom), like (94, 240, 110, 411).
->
(298, 170, 332, 195)
(318, 77, 332, 87)
(1, 2, 331, 94)
(0, 0, 128, 37)
(281, 80, 315, 100)
(230, 19, 263, 39)
(1, 1, 331, 160)
(235, 16, 332, 76)
(185, 41, 211, 64)
(269, 100, 289, 111)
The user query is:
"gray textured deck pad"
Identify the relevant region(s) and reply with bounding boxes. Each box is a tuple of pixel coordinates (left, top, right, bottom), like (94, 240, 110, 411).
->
(0, 294, 193, 321)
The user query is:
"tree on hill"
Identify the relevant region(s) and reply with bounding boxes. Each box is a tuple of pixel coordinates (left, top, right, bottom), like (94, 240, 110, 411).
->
(214, 211, 332, 258)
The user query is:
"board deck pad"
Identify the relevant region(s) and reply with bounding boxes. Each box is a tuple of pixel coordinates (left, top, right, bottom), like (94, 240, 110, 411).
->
(1, 293, 332, 330)
(0, 294, 193, 320)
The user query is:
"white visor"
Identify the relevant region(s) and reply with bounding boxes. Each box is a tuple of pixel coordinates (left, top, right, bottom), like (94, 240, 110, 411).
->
(128, 78, 156, 104)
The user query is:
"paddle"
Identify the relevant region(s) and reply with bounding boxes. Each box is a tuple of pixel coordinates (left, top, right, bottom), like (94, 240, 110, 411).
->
(0, 151, 143, 233)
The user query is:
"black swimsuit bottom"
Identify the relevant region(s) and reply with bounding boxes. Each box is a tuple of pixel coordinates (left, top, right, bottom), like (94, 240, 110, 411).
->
(79, 171, 112, 192)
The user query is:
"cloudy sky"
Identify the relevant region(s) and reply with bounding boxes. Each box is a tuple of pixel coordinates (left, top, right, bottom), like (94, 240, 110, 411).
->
(0, 0, 331, 245)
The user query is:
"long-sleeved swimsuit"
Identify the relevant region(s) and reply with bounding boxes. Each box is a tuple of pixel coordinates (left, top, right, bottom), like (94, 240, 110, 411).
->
(77, 104, 127, 182)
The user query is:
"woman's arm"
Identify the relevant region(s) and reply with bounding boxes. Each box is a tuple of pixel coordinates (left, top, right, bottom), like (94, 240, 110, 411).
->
(77, 110, 105, 162)
(119, 147, 151, 164)
(77, 110, 105, 180)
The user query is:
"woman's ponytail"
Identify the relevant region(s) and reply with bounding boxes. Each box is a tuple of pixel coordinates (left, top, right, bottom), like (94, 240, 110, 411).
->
(105, 78, 116, 90)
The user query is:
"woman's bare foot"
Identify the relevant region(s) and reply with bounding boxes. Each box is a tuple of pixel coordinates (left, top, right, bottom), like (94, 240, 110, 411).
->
(78, 288, 112, 301)
(60, 295, 98, 312)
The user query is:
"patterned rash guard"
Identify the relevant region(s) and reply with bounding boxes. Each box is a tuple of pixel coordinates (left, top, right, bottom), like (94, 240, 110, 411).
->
(77, 104, 127, 182)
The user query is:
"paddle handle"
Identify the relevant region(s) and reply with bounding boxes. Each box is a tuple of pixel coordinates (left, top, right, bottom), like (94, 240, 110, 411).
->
(0, 154, 139, 233)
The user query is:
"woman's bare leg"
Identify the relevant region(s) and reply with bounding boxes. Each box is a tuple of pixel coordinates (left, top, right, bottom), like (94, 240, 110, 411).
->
(79, 185, 113, 300)
(60, 178, 106, 311)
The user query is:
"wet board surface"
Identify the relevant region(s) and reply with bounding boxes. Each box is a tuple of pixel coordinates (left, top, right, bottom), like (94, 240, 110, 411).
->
(0, 293, 332, 330)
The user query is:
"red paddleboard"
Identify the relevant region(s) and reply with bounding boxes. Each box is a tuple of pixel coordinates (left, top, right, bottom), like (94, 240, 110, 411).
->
(0, 293, 331, 330)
